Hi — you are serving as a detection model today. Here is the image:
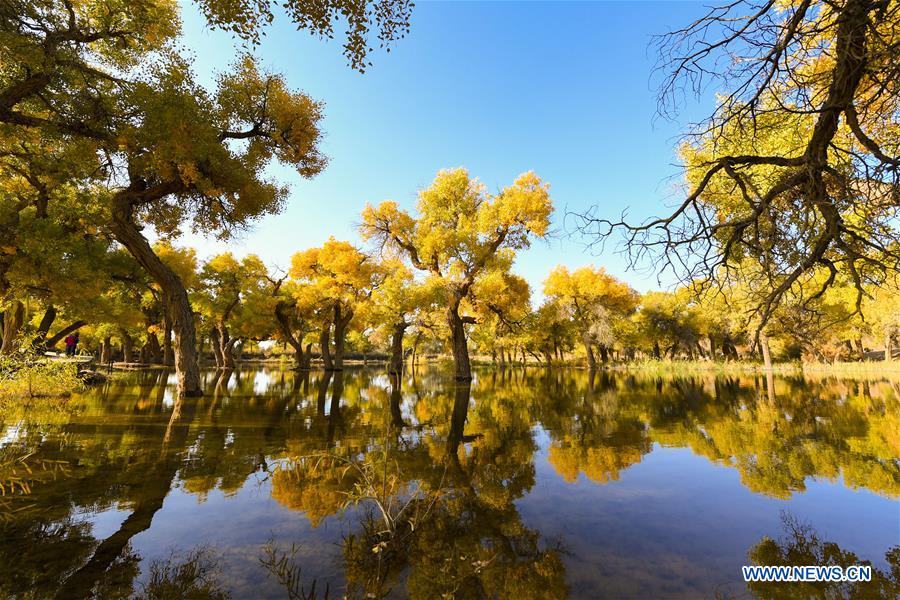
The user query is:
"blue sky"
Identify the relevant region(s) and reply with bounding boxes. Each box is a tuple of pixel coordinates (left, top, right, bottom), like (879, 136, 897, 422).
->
(176, 1, 714, 294)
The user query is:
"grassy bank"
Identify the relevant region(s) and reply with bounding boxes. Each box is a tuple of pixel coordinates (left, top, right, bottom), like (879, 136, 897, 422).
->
(0, 359, 84, 400)
(609, 358, 900, 380)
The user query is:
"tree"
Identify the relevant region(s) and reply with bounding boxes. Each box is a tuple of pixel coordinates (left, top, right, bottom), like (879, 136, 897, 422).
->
(361, 169, 553, 380)
(270, 280, 322, 371)
(544, 265, 638, 367)
(577, 0, 900, 333)
(470, 264, 532, 366)
(634, 290, 705, 359)
(198, 252, 268, 369)
(1, 0, 414, 394)
(367, 258, 431, 376)
(290, 238, 378, 371)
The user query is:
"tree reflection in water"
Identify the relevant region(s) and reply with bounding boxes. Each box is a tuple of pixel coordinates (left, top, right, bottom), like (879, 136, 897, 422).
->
(743, 511, 899, 600)
(0, 367, 895, 598)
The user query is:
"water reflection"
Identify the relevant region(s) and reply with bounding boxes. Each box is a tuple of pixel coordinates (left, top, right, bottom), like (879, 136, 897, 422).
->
(0, 367, 897, 598)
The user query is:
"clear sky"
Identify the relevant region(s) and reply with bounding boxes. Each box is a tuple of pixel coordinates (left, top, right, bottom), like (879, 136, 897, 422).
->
(175, 0, 714, 295)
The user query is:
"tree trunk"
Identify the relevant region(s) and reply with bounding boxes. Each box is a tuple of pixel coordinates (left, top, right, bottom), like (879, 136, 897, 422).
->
(582, 333, 597, 369)
(145, 330, 163, 364)
(110, 196, 202, 396)
(44, 320, 87, 350)
(210, 329, 224, 368)
(121, 330, 134, 363)
(653, 341, 661, 359)
(0, 300, 24, 355)
(760, 332, 773, 371)
(388, 322, 407, 376)
(447, 302, 472, 381)
(33, 304, 57, 348)
(319, 321, 334, 370)
(598, 345, 609, 363)
(218, 324, 235, 369)
(100, 336, 112, 364)
(163, 314, 174, 366)
(708, 334, 718, 362)
(331, 304, 353, 371)
(226, 338, 239, 366)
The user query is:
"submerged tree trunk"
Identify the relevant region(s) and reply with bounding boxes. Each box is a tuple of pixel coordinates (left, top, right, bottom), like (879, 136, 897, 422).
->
(0, 300, 24, 355)
(110, 195, 202, 396)
(388, 322, 407, 376)
(447, 301, 472, 381)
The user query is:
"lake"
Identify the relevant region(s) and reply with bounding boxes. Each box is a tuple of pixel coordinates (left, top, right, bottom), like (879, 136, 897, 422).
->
(1, 367, 897, 599)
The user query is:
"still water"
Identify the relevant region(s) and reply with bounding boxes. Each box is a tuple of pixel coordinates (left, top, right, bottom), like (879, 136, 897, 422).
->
(1, 367, 897, 599)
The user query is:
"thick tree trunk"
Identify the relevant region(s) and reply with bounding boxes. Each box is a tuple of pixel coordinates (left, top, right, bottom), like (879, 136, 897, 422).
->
(110, 196, 202, 396)
(582, 333, 596, 369)
(653, 341, 661, 359)
(319, 322, 334, 371)
(447, 302, 472, 381)
(388, 322, 407, 376)
(33, 304, 57, 348)
(44, 320, 87, 350)
(760, 332, 773, 371)
(331, 304, 352, 371)
(708, 334, 718, 362)
(0, 300, 24, 355)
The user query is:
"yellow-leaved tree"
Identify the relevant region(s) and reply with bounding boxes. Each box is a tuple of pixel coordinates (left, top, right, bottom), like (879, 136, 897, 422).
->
(361, 168, 553, 380)
(290, 238, 378, 371)
(544, 265, 638, 367)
